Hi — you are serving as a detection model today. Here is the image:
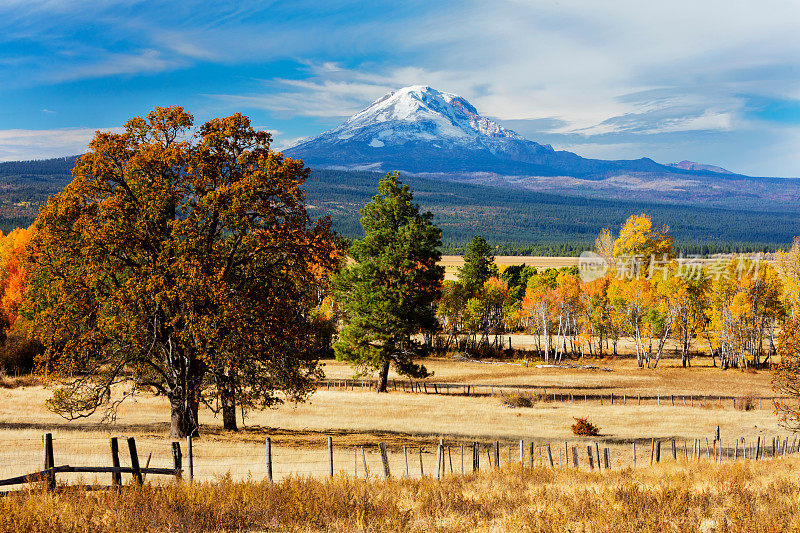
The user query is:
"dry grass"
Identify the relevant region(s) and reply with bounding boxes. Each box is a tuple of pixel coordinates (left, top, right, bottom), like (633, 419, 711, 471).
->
(0, 374, 40, 390)
(440, 255, 578, 280)
(0, 381, 786, 484)
(0, 356, 789, 485)
(322, 355, 777, 397)
(1, 460, 799, 532)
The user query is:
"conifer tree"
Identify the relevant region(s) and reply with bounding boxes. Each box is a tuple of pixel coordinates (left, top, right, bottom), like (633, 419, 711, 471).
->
(334, 172, 444, 392)
(458, 235, 497, 295)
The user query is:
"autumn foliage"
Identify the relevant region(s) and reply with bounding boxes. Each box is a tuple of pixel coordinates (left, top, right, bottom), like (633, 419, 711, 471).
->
(0, 228, 30, 337)
(24, 106, 339, 436)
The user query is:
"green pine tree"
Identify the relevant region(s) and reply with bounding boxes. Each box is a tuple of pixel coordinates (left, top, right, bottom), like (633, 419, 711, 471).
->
(334, 172, 444, 392)
(458, 235, 497, 295)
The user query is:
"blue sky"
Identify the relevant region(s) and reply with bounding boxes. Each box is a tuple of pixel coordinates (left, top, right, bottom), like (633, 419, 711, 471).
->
(1, 0, 800, 177)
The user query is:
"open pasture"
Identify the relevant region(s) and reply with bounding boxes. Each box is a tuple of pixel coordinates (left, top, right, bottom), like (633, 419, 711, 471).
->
(0, 355, 787, 485)
(440, 255, 578, 280)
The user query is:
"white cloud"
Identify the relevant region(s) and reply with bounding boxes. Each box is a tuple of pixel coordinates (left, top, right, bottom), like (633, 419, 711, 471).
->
(209, 0, 800, 163)
(48, 49, 180, 82)
(0, 127, 123, 161)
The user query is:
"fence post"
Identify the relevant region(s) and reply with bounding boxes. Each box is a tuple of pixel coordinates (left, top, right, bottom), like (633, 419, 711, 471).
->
(756, 436, 761, 460)
(461, 444, 464, 474)
(362, 446, 370, 477)
(587, 446, 595, 470)
(671, 439, 677, 460)
(493, 441, 500, 468)
(186, 436, 194, 483)
(519, 440, 524, 466)
(603, 448, 611, 471)
(265, 438, 273, 482)
(404, 446, 410, 477)
(566, 446, 576, 468)
(127, 437, 143, 485)
(632, 442, 636, 468)
(43, 433, 55, 491)
(328, 436, 334, 478)
(546, 444, 554, 468)
(418, 447, 423, 477)
(448, 446, 454, 473)
(110, 437, 122, 486)
(594, 443, 601, 471)
(380, 443, 391, 479)
(171, 441, 182, 481)
(473, 442, 479, 472)
(436, 442, 442, 478)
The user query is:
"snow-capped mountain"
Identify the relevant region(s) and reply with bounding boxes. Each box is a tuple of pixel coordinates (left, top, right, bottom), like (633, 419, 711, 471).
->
(326, 85, 523, 147)
(285, 86, 737, 179)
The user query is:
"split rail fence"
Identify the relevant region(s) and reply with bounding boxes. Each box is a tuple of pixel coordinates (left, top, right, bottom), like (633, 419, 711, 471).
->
(2, 431, 798, 491)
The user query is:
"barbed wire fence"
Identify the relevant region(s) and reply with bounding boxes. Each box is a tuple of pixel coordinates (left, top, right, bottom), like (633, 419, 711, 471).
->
(2, 430, 798, 491)
(321, 379, 785, 411)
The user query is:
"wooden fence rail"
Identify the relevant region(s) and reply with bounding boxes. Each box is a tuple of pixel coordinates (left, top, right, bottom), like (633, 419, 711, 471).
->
(321, 379, 786, 409)
(2, 431, 798, 491)
(0, 434, 181, 490)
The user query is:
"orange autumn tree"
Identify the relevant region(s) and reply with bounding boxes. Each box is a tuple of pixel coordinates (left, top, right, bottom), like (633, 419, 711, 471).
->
(0, 227, 31, 341)
(26, 107, 338, 437)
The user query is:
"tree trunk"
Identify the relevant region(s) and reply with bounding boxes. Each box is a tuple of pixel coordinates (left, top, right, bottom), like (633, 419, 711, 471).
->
(377, 358, 391, 393)
(218, 371, 238, 431)
(169, 356, 204, 438)
(169, 394, 200, 438)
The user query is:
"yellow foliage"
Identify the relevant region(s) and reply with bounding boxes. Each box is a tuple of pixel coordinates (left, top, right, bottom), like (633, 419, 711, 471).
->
(612, 213, 673, 262)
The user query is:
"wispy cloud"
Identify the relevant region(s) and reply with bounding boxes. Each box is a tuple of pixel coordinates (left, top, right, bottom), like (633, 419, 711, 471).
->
(2, 0, 800, 174)
(0, 127, 123, 161)
(47, 49, 182, 82)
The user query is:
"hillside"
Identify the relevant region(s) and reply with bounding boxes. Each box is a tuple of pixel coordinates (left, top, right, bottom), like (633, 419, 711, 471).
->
(1, 157, 798, 254)
(305, 169, 800, 254)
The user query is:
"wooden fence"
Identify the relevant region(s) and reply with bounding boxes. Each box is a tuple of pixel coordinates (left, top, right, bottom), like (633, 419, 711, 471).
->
(2, 431, 797, 491)
(0, 434, 181, 491)
(322, 379, 784, 409)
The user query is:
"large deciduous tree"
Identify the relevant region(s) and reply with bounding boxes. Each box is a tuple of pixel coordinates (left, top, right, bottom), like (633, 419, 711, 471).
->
(26, 106, 337, 437)
(334, 172, 443, 393)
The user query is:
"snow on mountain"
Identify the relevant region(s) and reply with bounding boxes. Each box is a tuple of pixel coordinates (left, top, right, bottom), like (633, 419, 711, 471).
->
(301, 85, 522, 149)
(284, 86, 727, 179)
(667, 160, 733, 174)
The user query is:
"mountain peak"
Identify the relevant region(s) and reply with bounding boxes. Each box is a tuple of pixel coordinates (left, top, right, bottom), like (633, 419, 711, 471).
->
(285, 86, 682, 178)
(296, 85, 522, 150)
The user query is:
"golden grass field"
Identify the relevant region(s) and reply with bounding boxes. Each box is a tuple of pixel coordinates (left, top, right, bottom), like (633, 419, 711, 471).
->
(1, 460, 799, 532)
(0, 355, 788, 487)
(439, 255, 578, 280)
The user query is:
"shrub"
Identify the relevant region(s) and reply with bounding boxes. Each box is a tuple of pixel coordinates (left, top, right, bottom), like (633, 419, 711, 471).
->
(501, 391, 536, 408)
(0, 331, 43, 375)
(735, 392, 757, 411)
(571, 417, 599, 436)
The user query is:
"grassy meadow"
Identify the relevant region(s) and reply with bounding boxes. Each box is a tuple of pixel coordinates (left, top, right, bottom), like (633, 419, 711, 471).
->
(0, 355, 787, 486)
(1, 460, 799, 531)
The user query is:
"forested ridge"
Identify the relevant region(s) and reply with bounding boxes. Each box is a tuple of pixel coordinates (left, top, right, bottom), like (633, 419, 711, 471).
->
(1, 158, 798, 254)
(305, 169, 800, 254)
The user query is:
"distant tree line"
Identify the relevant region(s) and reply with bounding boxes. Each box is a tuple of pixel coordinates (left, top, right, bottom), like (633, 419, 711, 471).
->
(436, 215, 800, 372)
